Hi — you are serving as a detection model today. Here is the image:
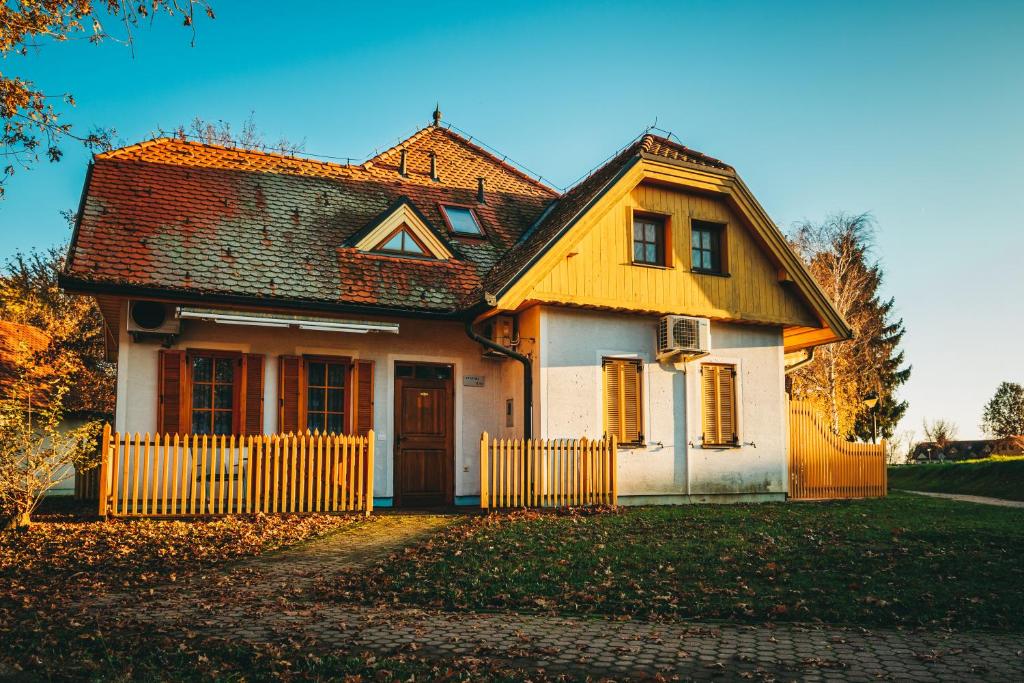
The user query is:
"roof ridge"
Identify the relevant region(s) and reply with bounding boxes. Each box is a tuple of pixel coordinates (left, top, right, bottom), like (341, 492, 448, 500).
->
(369, 124, 559, 197)
(434, 126, 559, 196)
(96, 136, 356, 171)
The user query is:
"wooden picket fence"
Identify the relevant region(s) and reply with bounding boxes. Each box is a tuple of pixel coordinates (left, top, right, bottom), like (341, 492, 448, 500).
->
(75, 465, 100, 501)
(788, 401, 886, 500)
(480, 433, 617, 509)
(97, 425, 374, 517)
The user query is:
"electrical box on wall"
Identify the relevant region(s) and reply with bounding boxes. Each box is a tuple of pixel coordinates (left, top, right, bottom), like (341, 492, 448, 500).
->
(482, 315, 518, 358)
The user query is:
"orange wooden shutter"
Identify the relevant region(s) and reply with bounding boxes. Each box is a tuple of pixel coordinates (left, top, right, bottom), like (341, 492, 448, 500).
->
(157, 349, 187, 435)
(278, 355, 301, 434)
(717, 366, 736, 444)
(621, 360, 643, 445)
(242, 354, 265, 435)
(352, 360, 374, 435)
(701, 364, 737, 446)
(603, 358, 643, 445)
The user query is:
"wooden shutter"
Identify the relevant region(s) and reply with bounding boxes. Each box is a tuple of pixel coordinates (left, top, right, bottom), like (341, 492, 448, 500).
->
(157, 349, 187, 435)
(241, 354, 265, 435)
(702, 364, 737, 446)
(278, 355, 302, 434)
(603, 358, 643, 446)
(352, 360, 374, 436)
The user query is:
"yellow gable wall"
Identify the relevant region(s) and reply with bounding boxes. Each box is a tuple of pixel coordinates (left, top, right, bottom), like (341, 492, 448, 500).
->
(525, 182, 819, 328)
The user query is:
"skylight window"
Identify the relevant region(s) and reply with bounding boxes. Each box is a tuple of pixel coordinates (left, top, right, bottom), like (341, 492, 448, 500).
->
(441, 205, 483, 235)
(376, 228, 427, 256)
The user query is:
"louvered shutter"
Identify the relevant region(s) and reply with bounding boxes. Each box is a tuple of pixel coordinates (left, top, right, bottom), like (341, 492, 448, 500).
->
(604, 360, 622, 441)
(352, 360, 374, 436)
(278, 355, 301, 434)
(603, 358, 643, 446)
(241, 354, 265, 435)
(717, 367, 736, 444)
(701, 364, 737, 446)
(157, 349, 187, 435)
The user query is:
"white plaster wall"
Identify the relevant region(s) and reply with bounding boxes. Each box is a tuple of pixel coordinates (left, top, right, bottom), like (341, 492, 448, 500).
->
(539, 307, 787, 498)
(115, 303, 507, 500)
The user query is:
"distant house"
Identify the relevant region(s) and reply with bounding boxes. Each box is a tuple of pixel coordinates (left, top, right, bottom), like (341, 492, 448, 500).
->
(911, 437, 1024, 462)
(60, 113, 852, 507)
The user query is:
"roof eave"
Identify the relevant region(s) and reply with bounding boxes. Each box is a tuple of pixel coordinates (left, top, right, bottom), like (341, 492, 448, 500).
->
(57, 274, 472, 321)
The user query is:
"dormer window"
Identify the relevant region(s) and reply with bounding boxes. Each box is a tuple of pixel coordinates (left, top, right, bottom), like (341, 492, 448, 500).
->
(376, 227, 428, 256)
(440, 205, 483, 236)
(352, 198, 454, 260)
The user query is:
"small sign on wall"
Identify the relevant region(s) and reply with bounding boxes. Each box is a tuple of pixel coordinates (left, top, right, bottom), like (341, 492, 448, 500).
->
(463, 375, 485, 387)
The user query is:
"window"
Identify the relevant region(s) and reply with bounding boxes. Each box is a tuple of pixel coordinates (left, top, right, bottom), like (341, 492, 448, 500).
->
(701, 363, 738, 447)
(375, 227, 428, 256)
(691, 220, 725, 274)
(440, 205, 483, 235)
(189, 351, 239, 436)
(632, 215, 667, 266)
(305, 358, 349, 434)
(603, 358, 643, 447)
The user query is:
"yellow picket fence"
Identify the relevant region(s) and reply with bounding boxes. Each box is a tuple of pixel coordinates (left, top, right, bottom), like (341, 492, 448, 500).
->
(97, 425, 374, 517)
(480, 433, 617, 509)
(788, 401, 886, 500)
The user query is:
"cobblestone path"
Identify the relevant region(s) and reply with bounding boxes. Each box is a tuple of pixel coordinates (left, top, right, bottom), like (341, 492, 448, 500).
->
(94, 513, 1024, 681)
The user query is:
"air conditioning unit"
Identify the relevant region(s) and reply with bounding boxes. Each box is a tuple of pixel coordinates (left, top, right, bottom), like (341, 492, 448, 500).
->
(657, 315, 710, 361)
(126, 301, 181, 336)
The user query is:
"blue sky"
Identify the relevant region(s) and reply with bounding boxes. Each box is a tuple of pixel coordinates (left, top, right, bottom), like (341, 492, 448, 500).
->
(2, 1, 1022, 441)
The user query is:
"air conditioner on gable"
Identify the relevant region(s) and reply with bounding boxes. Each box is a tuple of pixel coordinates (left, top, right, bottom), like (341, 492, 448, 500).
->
(657, 315, 710, 361)
(126, 301, 181, 336)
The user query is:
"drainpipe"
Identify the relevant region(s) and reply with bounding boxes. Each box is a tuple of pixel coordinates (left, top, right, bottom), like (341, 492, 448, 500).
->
(464, 318, 533, 439)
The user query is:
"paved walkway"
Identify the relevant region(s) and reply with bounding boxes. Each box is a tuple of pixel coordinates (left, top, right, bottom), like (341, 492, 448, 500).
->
(903, 490, 1024, 508)
(91, 513, 1024, 681)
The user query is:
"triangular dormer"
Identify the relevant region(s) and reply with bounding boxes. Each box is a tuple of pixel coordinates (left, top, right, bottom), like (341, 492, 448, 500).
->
(353, 198, 453, 260)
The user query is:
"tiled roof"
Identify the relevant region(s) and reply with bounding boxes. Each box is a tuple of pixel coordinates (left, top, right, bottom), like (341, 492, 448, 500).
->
(67, 127, 731, 314)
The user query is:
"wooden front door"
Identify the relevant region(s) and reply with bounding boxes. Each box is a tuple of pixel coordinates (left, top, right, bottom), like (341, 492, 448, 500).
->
(394, 362, 454, 507)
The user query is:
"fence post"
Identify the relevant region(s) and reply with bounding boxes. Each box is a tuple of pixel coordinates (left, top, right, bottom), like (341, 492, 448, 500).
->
(98, 423, 111, 518)
(365, 430, 375, 516)
(611, 435, 618, 506)
(480, 431, 489, 509)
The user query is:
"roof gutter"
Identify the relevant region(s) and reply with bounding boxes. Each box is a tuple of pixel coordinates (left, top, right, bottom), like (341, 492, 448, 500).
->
(464, 315, 532, 439)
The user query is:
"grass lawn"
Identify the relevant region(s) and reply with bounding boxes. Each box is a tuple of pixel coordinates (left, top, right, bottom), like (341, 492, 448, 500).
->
(332, 492, 1024, 632)
(889, 455, 1024, 501)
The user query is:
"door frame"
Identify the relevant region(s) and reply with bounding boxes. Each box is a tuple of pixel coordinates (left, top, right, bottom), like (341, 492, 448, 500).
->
(391, 360, 457, 507)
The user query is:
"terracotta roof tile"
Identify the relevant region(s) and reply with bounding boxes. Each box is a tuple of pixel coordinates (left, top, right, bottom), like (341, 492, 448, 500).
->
(69, 127, 731, 314)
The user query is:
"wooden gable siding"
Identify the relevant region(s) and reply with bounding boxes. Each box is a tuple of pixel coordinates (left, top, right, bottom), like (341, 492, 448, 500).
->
(525, 183, 819, 327)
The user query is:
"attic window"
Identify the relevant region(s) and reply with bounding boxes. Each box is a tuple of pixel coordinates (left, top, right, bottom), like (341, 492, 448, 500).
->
(440, 205, 483, 235)
(374, 227, 429, 256)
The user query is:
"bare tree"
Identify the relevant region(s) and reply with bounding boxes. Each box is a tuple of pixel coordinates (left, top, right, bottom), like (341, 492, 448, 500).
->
(787, 213, 910, 439)
(158, 113, 306, 155)
(1, 1, 214, 199)
(922, 418, 958, 446)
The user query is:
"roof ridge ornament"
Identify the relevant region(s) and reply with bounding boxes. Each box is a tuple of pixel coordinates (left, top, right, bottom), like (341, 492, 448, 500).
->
(432, 103, 442, 127)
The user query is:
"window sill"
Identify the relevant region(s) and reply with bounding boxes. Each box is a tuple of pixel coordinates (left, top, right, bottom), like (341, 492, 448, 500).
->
(700, 443, 741, 450)
(630, 262, 672, 270)
(617, 442, 646, 450)
(691, 269, 730, 278)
